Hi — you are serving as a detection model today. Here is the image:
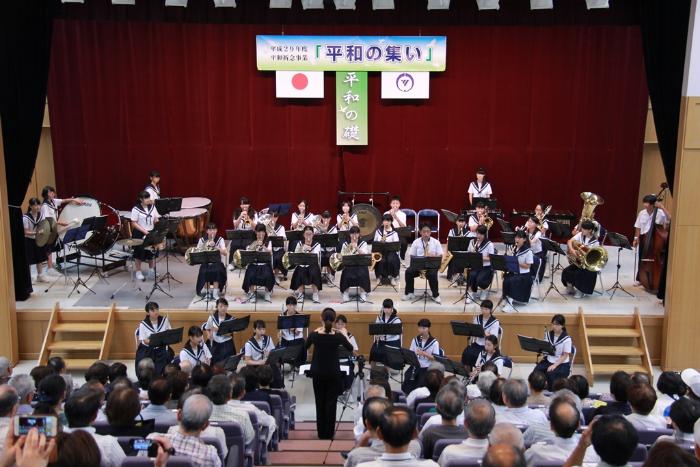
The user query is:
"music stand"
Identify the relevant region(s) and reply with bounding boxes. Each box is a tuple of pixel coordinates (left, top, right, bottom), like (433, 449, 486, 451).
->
(434, 355, 469, 379)
(546, 221, 568, 273)
(384, 347, 420, 381)
(218, 315, 250, 335)
(450, 320, 485, 338)
(267, 346, 302, 368)
(314, 233, 339, 288)
(606, 232, 634, 299)
(496, 218, 514, 234)
(540, 238, 568, 301)
(277, 314, 310, 385)
(517, 334, 556, 364)
(268, 236, 288, 288)
(490, 254, 520, 312)
(285, 230, 304, 252)
(341, 254, 373, 311)
(501, 232, 516, 254)
(446, 237, 473, 287)
(409, 256, 442, 311)
(63, 223, 95, 297)
(223, 353, 243, 372)
(188, 249, 222, 311)
(288, 252, 321, 311)
(371, 242, 401, 292)
(450, 252, 483, 310)
(158, 217, 184, 287)
(149, 327, 184, 348)
(155, 197, 183, 217)
(239, 250, 273, 308)
(368, 322, 403, 338)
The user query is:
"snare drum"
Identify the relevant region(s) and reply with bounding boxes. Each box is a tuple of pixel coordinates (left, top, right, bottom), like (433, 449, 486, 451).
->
(171, 207, 208, 246)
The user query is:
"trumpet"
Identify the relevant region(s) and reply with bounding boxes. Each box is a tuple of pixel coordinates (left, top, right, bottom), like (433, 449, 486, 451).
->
(480, 213, 493, 230)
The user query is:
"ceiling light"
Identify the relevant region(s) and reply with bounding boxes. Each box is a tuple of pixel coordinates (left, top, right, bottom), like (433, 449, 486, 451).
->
(530, 0, 553, 9)
(213, 0, 236, 6)
(427, 0, 450, 9)
(334, 0, 356, 9)
(301, 0, 324, 8)
(585, 0, 609, 8)
(372, 0, 395, 10)
(476, 0, 499, 10)
(270, 0, 293, 7)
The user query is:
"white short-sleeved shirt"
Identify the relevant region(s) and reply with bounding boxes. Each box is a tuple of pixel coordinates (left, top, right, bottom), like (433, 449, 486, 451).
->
(375, 313, 402, 344)
(336, 213, 358, 231)
(515, 247, 534, 273)
(137, 316, 171, 344)
(291, 212, 315, 230)
(634, 209, 668, 236)
(23, 213, 44, 238)
(410, 335, 441, 368)
(342, 240, 370, 255)
(279, 312, 305, 341)
(473, 314, 501, 347)
(40, 199, 63, 220)
(145, 184, 160, 201)
(384, 209, 407, 229)
(409, 237, 442, 258)
(468, 181, 492, 198)
(572, 232, 599, 248)
(269, 224, 286, 251)
(179, 343, 212, 367)
(474, 351, 504, 375)
(244, 335, 275, 361)
(469, 239, 495, 266)
(527, 230, 543, 254)
(374, 228, 399, 244)
(130, 205, 160, 232)
(545, 331, 572, 364)
(197, 236, 227, 264)
(234, 211, 258, 230)
(448, 226, 469, 239)
(467, 215, 479, 238)
(205, 313, 234, 343)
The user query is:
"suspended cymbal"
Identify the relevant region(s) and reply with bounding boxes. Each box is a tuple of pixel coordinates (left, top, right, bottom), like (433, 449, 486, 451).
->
(116, 238, 144, 248)
(441, 209, 459, 223)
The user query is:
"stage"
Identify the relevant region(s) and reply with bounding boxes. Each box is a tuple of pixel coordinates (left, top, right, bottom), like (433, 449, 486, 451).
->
(17, 242, 664, 317)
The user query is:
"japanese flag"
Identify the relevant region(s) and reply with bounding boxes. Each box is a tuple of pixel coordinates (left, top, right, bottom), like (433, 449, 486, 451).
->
(381, 71, 430, 99)
(276, 71, 324, 98)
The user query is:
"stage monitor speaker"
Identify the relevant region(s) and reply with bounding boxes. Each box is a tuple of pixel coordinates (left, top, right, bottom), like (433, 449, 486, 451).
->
(476, 0, 500, 10)
(334, 0, 356, 9)
(427, 0, 451, 9)
(530, 0, 553, 9)
(372, 0, 395, 10)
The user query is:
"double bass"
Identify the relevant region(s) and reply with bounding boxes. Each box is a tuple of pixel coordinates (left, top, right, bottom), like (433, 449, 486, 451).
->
(638, 183, 669, 292)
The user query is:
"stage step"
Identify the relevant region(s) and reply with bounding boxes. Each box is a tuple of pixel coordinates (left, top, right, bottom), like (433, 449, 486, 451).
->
(48, 340, 103, 351)
(53, 323, 106, 332)
(38, 303, 116, 367)
(586, 328, 640, 338)
(577, 307, 653, 384)
(589, 346, 644, 356)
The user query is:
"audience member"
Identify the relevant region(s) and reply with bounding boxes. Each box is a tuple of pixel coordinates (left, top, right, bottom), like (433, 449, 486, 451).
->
(655, 398, 700, 446)
(0, 385, 18, 456)
(625, 382, 667, 430)
(52, 430, 103, 467)
(105, 387, 154, 436)
(438, 399, 495, 466)
(8, 374, 34, 415)
(643, 440, 700, 467)
(496, 379, 548, 426)
(482, 444, 526, 467)
(682, 369, 700, 402)
(526, 371, 551, 407)
(565, 415, 639, 467)
(354, 385, 387, 442)
(149, 394, 222, 467)
(166, 370, 188, 410)
(594, 371, 632, 417)
(475, 370, 496, 398)
(63, 388, 126, 467)
(488, 423, 524, 451)
(136, 358, 155, 397)
(525, 398, 599, 465)
(655, 371, 688, 417)
(419, 385, 468, 459)
(489, 378, 507, 415)
(406, 367, 444, 409)
(0, 358, 12, 385)
(36, 374, 67, 424)
(190, 364, 213, 389)
(85, 362, 109, 386)
(229, 374, 277, 444)
(206, 374, 255, 445)
(568, 374, 595, 407)
(29, 365, 54, 390)
(357, 406, 437, 467)
(523, 389, 582, 446)
(139, 377, 177, 425)
(240, 366, 272, 404)
(164, 388, 227, 453)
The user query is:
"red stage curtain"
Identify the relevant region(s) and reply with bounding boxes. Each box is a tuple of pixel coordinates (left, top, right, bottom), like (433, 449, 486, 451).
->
(48, 20, 648, 237)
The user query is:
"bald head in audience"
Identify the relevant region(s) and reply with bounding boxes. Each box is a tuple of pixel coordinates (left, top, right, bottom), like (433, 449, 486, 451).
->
(489, 423, 524, 451)
(483, 444, 527, 467)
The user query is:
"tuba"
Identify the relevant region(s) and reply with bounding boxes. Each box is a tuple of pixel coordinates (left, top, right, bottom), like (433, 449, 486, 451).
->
(185, 241, 217, 266)
(567, 240, 608, 272)
(578, 192, 604, 238)
(329, 242, 357, 272)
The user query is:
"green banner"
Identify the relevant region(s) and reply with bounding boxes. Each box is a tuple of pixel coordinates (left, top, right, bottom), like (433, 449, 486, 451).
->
(336, 71, 368, 146)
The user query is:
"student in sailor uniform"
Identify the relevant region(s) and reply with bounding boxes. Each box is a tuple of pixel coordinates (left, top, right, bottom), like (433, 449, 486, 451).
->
(403, 224, 444, 304)
(267, 210, 288, 279)
(373, 214, 401, 286)
(242, 223, 275, 303)
(469, 335, 505, 382)
(205, 297, 236, 365)
(502, 230, 534, 312)
(145, 170, 161, 201)
(524, 216, 546, 282)
(289, 199, 314, 253)
(402, 319, 443, 394)
(244, 320, 283, 388)
(179, 326, 212, 367)
(130, 190, 161, 281)
(384, 195, 409, 260)
(336, 201, 359, 231)
(467, 225, 495, 301)
(446, 215, 470, 281)
(135, 302, 173, 376)
(290, 226, 322, 303)
(316, 211, 337, 281)
(40, 185, 84, 274)
(533, 203, 550, 237)
(278, 296, 307, 368)
(195, 223, 228, 299)
(340, 226, 371, 303)
(369, 299, 402, 364)
(23, 198, 49, 283)
(467, 202, 488, 238)
(467, 168, 493, 207)
(632, 194, 670, 280)
(228, 196, 258, 267)
(461, 300, 501, 369)
(335, 314, 359, 392)
(562, 220, 599, 299)
(534, 314, 573, 390)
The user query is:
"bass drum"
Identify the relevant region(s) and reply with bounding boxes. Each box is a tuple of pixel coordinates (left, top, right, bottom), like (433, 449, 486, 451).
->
(351, 203, 381, 242)
(57, 196, 101, 240)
